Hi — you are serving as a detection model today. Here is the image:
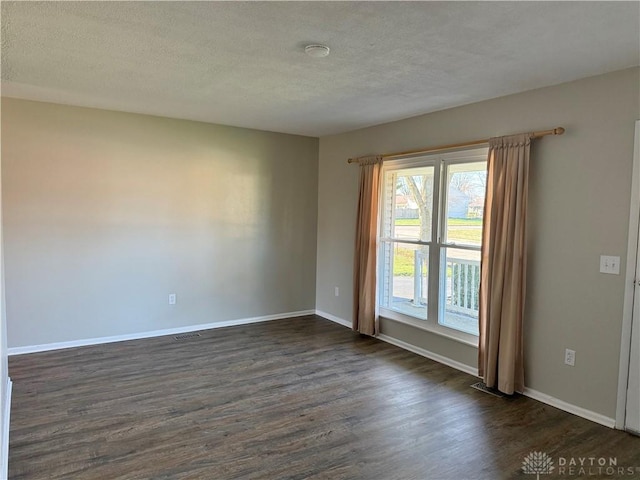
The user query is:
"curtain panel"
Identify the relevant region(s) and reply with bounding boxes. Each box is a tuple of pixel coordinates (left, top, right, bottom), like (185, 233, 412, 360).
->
(478, 133, 532, 394)
(353, 155, 383, 336)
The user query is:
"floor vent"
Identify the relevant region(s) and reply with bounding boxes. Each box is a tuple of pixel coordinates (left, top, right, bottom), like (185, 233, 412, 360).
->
(174, 332, 201, 341)
(471, 381, 506, 398)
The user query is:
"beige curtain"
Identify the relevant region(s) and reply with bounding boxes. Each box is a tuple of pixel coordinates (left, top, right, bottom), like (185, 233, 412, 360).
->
(353, 155, 383, 336)
(478, 133, 532, 394)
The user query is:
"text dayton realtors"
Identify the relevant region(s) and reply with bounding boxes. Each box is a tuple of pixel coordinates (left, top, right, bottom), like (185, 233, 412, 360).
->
(557, 457, 637, 476)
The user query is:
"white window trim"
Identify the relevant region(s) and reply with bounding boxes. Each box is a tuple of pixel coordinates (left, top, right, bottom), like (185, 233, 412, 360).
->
(379, 307, 479, 347)
(377, 147, 488, 346)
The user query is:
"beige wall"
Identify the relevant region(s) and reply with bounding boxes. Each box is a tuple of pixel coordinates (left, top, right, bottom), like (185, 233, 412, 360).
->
(316, 67, 640, 419)
(2, 98, 319, 348)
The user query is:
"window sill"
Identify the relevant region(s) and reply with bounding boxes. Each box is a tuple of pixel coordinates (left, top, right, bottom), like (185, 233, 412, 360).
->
(379, 308, 479, 348)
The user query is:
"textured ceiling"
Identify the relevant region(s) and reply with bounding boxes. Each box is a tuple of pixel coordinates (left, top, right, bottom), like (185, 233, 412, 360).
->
(1, 1, 639, 137)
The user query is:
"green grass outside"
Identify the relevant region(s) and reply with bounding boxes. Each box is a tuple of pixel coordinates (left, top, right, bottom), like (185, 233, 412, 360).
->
(447, 228, 482, 244)
(392, 248, 457, 277)
(393, 248, 417, 276)
(392, 217, 482, 275)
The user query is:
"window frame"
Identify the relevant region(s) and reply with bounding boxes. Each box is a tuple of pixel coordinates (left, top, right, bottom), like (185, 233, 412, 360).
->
(377, 147, 488, 346)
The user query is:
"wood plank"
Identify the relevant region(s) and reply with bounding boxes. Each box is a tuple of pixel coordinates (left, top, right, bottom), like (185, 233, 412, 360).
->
(8, 316, 640, 479)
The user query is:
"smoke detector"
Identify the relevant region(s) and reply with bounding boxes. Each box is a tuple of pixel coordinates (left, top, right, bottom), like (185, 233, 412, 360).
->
(305, 44, 330, 58)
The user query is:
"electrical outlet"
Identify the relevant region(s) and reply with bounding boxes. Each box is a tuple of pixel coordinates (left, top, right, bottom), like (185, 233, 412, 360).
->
(168, 293, 177, 305)
(564, 348, 576, 366)
(335, 286, 339, 297)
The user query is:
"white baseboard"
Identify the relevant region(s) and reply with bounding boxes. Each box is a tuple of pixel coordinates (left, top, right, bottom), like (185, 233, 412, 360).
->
(382, 333, 617, 428)
(522, 387, 616, 429)
(376, 333, 479, 377)
(315, 310, 352, 329)
(7, 310, 316, 356)
(315, 309, 616, 429)
(315, 309, 478, 376)
(1, 377, 12, 480)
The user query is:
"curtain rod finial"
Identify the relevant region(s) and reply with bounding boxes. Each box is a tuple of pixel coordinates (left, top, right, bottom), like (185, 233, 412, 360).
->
(554, 127, 565, 135)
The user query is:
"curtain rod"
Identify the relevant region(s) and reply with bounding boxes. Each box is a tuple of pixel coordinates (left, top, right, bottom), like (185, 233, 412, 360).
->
(347, 127, 565, 163)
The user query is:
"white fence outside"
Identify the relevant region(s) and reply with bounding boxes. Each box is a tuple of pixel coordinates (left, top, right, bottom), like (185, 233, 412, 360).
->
(412, 251, 480, 318)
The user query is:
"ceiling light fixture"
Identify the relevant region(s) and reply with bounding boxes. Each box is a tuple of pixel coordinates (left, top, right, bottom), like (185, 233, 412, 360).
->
(305, 44, 330, 58)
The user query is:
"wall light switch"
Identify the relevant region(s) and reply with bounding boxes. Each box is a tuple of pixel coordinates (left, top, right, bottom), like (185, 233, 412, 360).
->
(169, 293, 177, 305)
(335, 287, 339, 297)
(599, 255, 620, 275)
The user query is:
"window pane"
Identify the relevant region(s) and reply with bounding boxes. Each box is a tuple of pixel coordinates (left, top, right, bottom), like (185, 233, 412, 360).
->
(380, 242, 429, 320)
(439, 247, 480, 335)
(444, 162, 486, 247)
(384, 167, 434, 242)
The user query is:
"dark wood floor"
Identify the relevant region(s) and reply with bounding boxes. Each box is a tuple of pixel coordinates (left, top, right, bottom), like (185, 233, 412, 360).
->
(8, 315, 640, 479)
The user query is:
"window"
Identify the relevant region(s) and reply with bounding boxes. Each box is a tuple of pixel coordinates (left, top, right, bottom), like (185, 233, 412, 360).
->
(378, 147, 488, 342)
